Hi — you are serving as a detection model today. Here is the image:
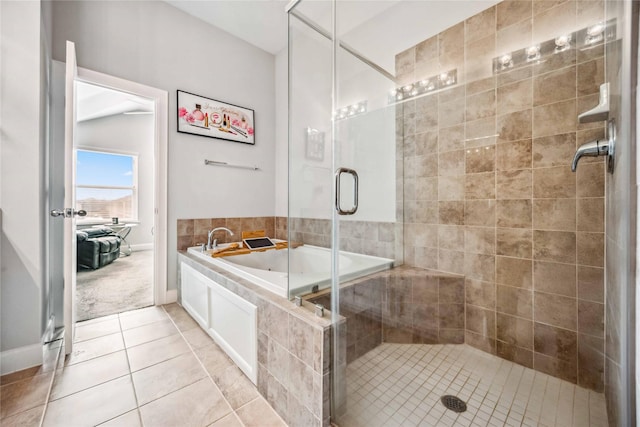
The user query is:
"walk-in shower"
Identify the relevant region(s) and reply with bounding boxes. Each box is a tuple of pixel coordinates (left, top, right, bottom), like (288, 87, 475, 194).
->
(287, 1, 636, 426)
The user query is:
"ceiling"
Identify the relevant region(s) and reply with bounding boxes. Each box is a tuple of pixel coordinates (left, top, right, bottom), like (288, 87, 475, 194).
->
(77, 82, 154, 122)
(165, 0, 291, 55)
(166, 0, 500, 74)
(78, 1, 501, 121)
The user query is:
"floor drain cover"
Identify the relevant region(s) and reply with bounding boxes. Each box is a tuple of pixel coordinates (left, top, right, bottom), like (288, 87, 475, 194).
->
(441, 395, 467, 413)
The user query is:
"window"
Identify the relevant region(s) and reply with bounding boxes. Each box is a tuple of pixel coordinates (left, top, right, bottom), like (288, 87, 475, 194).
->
(76, 149, 138, 223)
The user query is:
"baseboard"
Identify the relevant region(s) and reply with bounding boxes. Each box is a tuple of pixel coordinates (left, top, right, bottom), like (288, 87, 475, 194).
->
(1, 343, 43, 375)
(165, 289, 178, 304)
(130, 243, 153, 252)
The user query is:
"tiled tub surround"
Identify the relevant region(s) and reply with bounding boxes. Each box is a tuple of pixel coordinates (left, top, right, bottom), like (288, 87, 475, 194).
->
(396, 0, 606, 391)
(179, 251, 333, 427)
(286, 217, 401, 262)
(308, 266, 465, 364)
(177, 216, 401, 262)
(177, 217, 277, 251)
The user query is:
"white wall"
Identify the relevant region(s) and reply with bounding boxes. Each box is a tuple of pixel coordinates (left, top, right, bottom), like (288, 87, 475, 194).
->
(51, 1, 277, 290)
(0, 0, 47, 363)
(76, 114, 154, 247)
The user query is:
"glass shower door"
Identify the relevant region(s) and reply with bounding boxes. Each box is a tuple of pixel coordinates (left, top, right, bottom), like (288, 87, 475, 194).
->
(288, 2, 403, 424)
(287, 3, 333, 300)
(331, 3, 403, 424)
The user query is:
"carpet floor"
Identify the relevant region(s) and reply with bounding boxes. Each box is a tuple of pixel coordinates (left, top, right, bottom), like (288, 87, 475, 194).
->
(76, 250, 154, 321)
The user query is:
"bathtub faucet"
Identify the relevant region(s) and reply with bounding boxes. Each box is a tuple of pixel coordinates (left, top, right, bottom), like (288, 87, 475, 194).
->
(207, 227, 234, 250)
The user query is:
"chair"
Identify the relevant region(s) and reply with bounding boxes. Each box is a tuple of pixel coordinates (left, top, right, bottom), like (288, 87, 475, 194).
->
(77, 226, 122, 270)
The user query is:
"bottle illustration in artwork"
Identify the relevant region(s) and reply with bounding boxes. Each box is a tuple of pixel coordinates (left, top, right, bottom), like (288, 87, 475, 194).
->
(204, 113, 209, 128)
(192, 104, 205, 121)
(222, 114, 227, 128)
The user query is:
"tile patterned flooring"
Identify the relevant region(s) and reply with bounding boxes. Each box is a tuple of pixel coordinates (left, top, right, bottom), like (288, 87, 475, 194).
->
(0, 304, 286, 427)
(341, 343, 608, 427)
(1, 306, 611, 427)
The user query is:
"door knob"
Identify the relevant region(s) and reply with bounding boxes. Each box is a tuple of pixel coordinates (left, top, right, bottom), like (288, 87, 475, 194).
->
(68, 208, 87, 217)
(50, 208, 87, 218)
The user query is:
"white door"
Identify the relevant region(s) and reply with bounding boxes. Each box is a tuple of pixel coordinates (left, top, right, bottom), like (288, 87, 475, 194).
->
(60, 41, 83, 354)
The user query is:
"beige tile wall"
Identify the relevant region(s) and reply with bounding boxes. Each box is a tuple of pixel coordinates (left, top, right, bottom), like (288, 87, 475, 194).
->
(309, 267, 465, 363)
(287, 217, 399, 260)
(397, 0, 606, 391)
(382, 268, 465, 345)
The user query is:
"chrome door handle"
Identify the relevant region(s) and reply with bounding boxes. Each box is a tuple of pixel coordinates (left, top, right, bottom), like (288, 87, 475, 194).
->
(50, 208, 87, 218)
(335, 167, 358, 215)
(68, 208, 87, 217)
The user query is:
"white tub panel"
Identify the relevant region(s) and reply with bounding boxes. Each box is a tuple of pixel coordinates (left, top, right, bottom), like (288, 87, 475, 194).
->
(180, 263, 258, 385)
(208, 278, 257, 384)
(181, 263, 209, 328)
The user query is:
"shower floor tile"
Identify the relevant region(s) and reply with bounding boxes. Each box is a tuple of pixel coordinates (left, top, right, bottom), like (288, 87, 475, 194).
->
(342, 343, 608, 427)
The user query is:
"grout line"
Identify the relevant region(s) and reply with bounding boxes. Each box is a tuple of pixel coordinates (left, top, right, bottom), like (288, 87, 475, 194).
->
(117, 314, 145, 427)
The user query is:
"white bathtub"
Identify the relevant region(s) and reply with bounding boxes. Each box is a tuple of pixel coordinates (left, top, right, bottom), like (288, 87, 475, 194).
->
(186, 244, 393, 298)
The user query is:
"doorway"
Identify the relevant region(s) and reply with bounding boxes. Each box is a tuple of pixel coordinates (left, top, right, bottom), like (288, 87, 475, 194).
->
(74, 82, 156, 320)
(48, 60, 168, 334)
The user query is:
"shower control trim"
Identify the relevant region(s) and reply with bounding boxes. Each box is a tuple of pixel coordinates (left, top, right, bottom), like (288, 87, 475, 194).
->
(571, 119, 616, 173)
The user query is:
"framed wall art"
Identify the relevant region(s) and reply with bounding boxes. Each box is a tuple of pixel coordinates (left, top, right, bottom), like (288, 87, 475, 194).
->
(177, 90, 255, 145)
